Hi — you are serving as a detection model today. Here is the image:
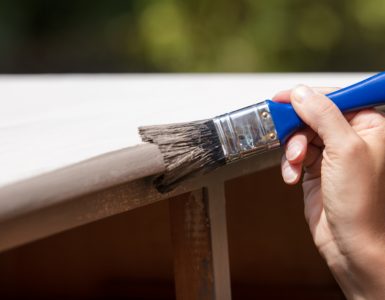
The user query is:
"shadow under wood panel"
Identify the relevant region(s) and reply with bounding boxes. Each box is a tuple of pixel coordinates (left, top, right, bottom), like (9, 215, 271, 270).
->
(0, 200, 175, 300)
(0, 166, 344, 299)
(226, 167, 345, 300)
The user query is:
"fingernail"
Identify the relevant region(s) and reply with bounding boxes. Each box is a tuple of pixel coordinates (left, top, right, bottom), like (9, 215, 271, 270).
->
(286, 141, 302, 161)
(293, 85, 314, 103)
(283, 165, 297, 183)
(272, 89, 289, 99)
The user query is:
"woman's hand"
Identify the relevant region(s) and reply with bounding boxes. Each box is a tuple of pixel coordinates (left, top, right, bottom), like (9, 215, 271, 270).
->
(273, 85, 385, 299)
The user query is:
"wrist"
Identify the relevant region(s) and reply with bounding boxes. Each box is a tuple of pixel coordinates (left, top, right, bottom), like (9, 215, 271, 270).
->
(324, 235, 385, 299)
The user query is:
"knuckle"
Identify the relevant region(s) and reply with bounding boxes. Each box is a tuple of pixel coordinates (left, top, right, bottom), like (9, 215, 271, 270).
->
(369, 112, 385, 128)
(339, 137, 366, 158)
(316, 98, 336, 117)
(308, 96, 337, 125)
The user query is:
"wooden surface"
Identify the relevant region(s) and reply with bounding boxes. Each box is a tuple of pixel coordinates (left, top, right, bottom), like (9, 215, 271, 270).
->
(0, 73, 369, 189)
(0, 148, 280, 253)
(0, 167, 345, 299)
(0, 73, 375, 251)
(206, 182, 231, 300)
(170, 186, 231, 300)
(170, 190, 215, 300)
(0, 144, 164, 222)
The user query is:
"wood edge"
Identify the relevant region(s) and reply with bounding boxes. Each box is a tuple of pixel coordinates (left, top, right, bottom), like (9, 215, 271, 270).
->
(0, 149, 281, 252)
(0, 104, 381, 226)
(0, 143, 165, 222)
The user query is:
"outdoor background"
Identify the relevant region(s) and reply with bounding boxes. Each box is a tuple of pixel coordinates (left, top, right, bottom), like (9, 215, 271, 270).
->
(1, 0, 384, 73)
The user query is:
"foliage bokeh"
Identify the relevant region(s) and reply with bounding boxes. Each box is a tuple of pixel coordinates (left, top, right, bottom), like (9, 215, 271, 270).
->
(0, 0, 384, 73)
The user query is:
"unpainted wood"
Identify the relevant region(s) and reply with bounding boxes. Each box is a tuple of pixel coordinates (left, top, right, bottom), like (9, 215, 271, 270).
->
(169, 184, 231, 300)
(169, 189, 215, 300)
(0, 72, 377, 252)
(0, 149, 281, 253)
(207, 182, 231, 300)
(0, 144, 165, 222)
(0, 172, 344, 299)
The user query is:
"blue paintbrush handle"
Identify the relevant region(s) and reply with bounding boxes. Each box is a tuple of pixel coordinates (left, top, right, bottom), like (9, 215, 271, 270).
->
(267, 72, 385, 143)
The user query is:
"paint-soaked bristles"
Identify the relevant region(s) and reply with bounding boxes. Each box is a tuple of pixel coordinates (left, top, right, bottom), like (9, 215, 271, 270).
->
(139, 119, 226, 193)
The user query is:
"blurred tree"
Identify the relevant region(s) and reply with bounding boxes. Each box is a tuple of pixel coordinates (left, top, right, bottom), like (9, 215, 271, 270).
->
(0, 0, 384, 73)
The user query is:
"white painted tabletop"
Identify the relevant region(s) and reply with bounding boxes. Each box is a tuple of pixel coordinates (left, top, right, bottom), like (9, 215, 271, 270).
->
(0, 73, 370, 189)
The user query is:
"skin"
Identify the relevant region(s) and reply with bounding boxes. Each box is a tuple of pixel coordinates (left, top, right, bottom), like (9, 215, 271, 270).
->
(273, 85, 385, 300)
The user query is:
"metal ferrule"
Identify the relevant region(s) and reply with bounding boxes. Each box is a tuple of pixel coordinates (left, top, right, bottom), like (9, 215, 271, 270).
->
(213, 101, 280, 163)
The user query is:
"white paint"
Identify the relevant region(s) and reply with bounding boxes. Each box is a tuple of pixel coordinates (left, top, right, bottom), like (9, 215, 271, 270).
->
(0, 73, 370, 188)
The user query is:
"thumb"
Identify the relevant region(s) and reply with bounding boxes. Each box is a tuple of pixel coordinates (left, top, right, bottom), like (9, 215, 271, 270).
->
(290, 85, 358, 147)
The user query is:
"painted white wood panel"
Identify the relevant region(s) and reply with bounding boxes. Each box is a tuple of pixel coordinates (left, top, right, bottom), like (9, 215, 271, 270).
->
(0, 73, 370, 189)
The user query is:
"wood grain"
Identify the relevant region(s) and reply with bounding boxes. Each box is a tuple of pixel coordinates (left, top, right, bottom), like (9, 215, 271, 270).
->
(207, 182, 231, 300)
(0, 143, 165, 222)
(169, 185, 231, 300)
(0, 149, 280, 253)
(0, 173, 344, 299)
(169, 189, 215, 300)
(0, 73, 369, 189)
(0, 73, 377, 252)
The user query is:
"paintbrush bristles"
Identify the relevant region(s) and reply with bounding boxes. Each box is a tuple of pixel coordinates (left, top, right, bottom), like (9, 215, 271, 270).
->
(139, 119, 226, 193)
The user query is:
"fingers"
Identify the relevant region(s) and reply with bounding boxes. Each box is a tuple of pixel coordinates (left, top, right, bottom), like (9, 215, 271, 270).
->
(272, 90, 292, 103)
(303, 144, 323, 180)
(290, 85, 359, 148)
(349, 109, 385, 151)
(349, 108, 385, 129)
(312, 86, 341, 94)
(277, 85, 355, 186)
(285, 128, 315, 164)
(282, 128, 321, 185)
(281, 143, 323, 185)
(272, 87, 339, 103)
(281, 154, 302, 185)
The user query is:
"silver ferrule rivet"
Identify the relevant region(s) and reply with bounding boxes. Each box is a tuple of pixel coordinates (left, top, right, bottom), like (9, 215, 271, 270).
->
(261, 111, 269, 119)
(269, 132, 276, 140)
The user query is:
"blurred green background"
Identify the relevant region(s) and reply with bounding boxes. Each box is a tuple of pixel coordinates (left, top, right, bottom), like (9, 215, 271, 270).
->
(1, 0, 384, 73)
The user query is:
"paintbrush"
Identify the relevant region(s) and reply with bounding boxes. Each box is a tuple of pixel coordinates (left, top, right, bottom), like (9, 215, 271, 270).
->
(139, 72, 385, 193)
